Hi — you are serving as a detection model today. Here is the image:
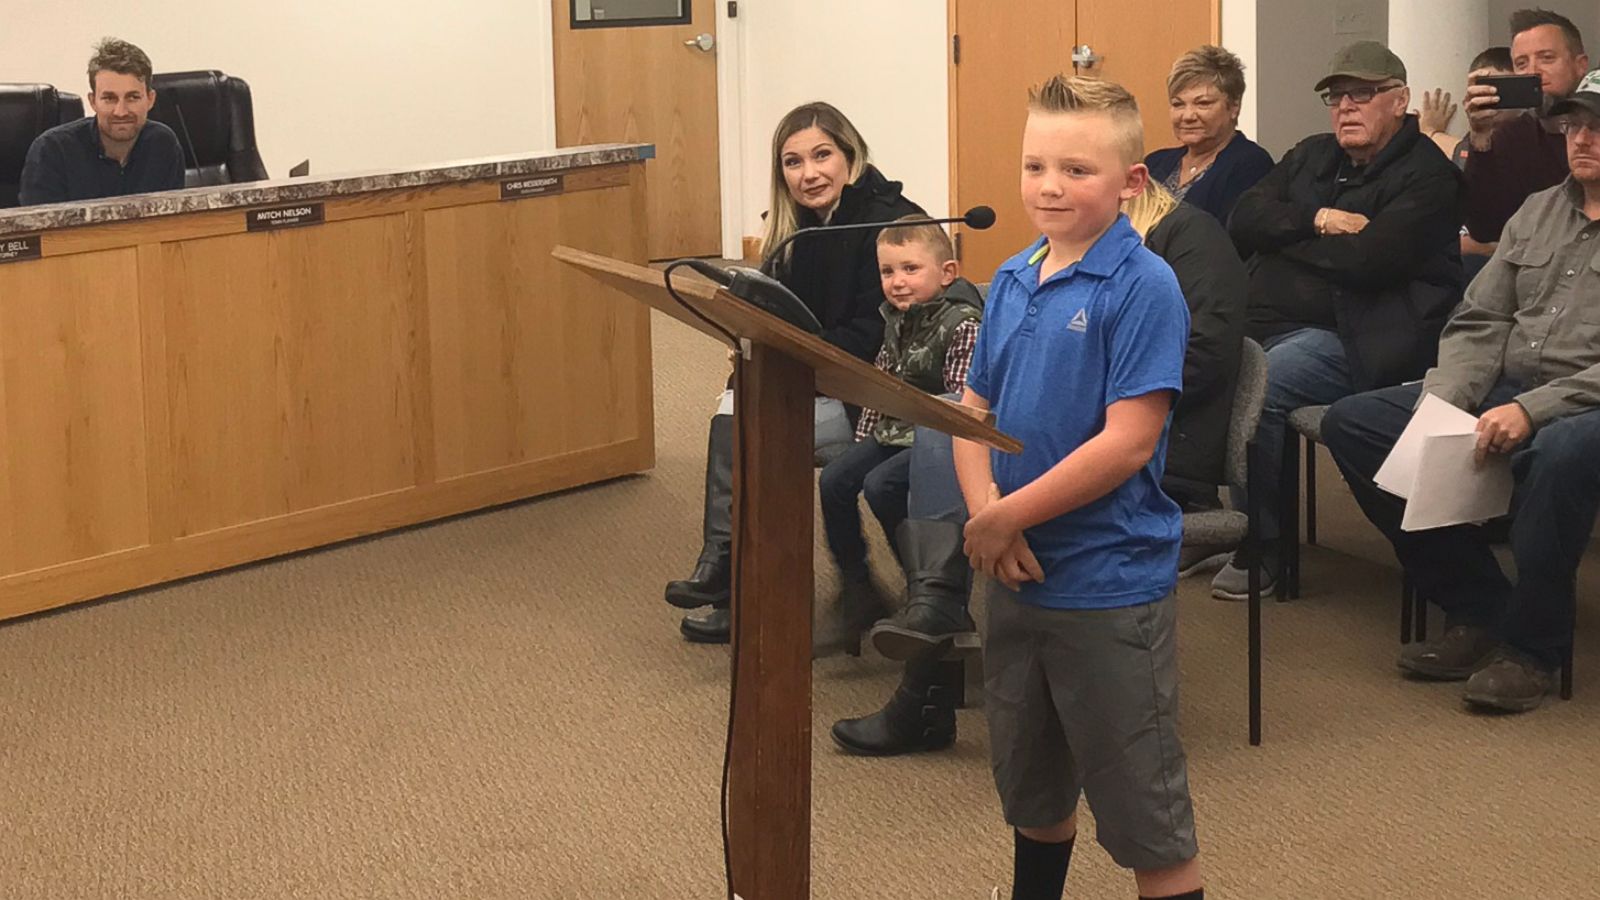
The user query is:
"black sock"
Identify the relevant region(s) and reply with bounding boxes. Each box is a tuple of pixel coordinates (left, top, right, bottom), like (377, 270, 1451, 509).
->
(1140, 890, 1203, 900)
(1012, 830, 1073, 900)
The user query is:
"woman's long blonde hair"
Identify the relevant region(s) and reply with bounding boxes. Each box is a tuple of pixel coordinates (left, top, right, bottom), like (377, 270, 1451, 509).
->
(760, 102, 871, 265)
(1123, 176, 1180, 240)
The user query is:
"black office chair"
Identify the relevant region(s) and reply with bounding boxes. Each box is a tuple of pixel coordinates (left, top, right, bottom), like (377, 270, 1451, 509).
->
(0, 83, 85, 208)
(148, 70, 269, 187)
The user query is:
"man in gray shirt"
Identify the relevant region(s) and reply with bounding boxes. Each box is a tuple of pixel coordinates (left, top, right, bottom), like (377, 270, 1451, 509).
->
(1321, 69, 1600, 715)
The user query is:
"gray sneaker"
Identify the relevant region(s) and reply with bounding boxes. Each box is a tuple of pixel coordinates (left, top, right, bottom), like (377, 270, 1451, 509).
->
(1210, 552, 1277, 601)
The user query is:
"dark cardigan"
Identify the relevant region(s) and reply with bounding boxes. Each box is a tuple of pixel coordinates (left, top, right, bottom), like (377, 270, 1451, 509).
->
(1145, 131, 1276, 225)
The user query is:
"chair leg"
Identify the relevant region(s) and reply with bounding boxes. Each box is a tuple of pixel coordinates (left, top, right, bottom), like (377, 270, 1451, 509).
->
(1247, 439, 1263, 746)
(1280, 434, 1300, 601)
(1414, 590, 1427, 643)
(1304, 437, 1318, 547)
(1561, 586, 1576, 700)
(1400, 575, 1414, 645)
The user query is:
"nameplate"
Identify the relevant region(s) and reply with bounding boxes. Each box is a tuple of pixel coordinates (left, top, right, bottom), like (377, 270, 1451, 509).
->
(500, 175, 565, 200)
(0, 235, 42, 264)
(245, 203, 325, 231)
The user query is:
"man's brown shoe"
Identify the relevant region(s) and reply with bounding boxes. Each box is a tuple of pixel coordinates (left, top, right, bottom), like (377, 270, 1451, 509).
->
(1397, 625, 1497, 681)
(1463, 651, 1555, 713)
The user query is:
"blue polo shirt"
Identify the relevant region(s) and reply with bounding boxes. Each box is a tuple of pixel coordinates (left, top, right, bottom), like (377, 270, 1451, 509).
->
(967, 216, 1190, 609)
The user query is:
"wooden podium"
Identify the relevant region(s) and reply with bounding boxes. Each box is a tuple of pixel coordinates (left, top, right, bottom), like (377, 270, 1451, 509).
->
(554, 246, 1019, 900)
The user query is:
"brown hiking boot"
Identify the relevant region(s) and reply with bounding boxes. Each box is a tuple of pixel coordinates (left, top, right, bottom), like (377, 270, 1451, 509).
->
(1397, 624, 1498, 681)
(1463, 651, 1555, 713)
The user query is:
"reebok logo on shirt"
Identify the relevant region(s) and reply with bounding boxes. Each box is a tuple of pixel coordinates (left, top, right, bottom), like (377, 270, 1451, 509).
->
(1068, 308, 1089, 333)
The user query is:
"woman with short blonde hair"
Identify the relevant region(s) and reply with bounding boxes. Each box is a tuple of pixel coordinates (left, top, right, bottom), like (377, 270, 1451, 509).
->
(1144, 45, 1274, 223)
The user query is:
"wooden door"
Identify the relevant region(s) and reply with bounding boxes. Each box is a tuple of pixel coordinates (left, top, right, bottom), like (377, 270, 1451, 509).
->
(553, 0, 721, 259)
(949, 0, 1075, 282)
(1077, 0, 1221, 151)
(949, 0, 1218, 281)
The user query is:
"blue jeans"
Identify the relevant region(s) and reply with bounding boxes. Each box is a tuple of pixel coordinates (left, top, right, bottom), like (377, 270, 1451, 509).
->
(1231, 327, 1355, 545)
(907, 395, 969, 524)
(818, 438, 910, 571)
(1323, 382, 1600, 668)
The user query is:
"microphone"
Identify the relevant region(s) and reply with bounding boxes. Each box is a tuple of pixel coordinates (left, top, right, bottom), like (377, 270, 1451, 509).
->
(671, 258, 822, 335)
(760, 205, 996, 274)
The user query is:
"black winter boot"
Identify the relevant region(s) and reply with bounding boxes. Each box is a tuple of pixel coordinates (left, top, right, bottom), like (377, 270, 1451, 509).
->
(665, 414, 735, 609)
(831, 657, 960, 756)
(870, 520, 976, 661)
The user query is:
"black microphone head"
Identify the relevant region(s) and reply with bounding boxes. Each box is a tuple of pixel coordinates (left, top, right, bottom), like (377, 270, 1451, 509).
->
(963, 205, 997, 230)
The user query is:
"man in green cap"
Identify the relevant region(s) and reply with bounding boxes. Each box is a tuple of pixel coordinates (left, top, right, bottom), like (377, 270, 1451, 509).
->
(1211, 41, 1464, 599)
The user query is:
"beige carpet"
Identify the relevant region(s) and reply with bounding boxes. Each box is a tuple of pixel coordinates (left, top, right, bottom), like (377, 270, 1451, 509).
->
(4, 311, 1599, 900)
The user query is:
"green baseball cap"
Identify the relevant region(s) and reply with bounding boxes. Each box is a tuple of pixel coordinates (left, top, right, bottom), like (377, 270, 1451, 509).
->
(1550, 69, 1600, 117)
(1314, 41, 1407, 92)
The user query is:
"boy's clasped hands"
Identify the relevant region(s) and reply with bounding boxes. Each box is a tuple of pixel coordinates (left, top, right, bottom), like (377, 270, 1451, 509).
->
(964, 482, 1045, 590)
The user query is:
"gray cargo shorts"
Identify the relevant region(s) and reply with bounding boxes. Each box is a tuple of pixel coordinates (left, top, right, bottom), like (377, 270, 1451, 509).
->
(982, 580, 1198, 870)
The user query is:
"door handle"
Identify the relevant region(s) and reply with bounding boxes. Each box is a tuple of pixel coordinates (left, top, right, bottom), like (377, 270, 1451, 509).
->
(684, 33, 716, 52)
(1072, 43, 1100, 69)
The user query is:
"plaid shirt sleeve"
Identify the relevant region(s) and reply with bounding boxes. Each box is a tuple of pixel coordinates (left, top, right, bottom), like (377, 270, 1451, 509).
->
(853, 344, 893, 442)
(942, 319, 980, 394)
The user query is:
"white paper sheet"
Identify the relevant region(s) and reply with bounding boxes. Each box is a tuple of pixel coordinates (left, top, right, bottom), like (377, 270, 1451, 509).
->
(1398, 433, 1515, 531)
(1374, 393, 1480, 499)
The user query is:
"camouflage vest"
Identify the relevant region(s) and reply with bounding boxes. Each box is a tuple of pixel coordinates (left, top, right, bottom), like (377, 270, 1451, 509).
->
(873, 283, 982, 447)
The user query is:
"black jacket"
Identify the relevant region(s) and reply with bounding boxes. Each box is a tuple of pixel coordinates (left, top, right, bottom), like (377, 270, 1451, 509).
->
(1145, 131, 1276, 225)
(1229, 116, 1464, 390)
(773, 165, 924, 362)
(1146, 202, 1247, 495)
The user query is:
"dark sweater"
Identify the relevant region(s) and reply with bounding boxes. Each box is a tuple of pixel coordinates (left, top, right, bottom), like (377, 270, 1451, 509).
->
(1145, 202, 1246, 494)
(1462, 111, 1569, 243)
(1145, 131, 1275, 225)
(1229, 115, 1465, 391)
(19, 116, 185, 206)
(770, 165, 924, 362)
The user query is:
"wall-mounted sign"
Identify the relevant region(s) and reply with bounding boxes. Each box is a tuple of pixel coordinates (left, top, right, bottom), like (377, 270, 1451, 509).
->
(245, 203, 326, 231)
(500, 175, 565, 200)
(0, 235, 42, 264)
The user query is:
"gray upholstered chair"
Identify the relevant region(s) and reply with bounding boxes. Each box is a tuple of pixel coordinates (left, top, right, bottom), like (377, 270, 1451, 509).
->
(1182, 337, 1269, 744)
(1280, 404, 1329, 600)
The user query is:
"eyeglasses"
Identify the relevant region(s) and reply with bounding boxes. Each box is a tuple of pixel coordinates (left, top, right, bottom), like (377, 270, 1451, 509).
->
(1319, 83, 1402, 107)
(1557, 115, 1600, 136)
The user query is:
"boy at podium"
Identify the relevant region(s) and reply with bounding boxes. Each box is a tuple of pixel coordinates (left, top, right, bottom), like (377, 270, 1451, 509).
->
(813, 216, 983, 658)
(953, 76, 1206, 899)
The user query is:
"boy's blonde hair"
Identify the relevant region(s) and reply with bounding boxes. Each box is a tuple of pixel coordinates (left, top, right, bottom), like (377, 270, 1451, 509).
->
(1027, 75, 1145, 166)
(876, 214, 956, 264)
(1123, 178, 1180, 240)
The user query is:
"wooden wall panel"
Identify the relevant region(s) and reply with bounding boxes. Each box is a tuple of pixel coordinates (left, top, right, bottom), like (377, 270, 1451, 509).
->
(158, 217, 416, 536)
(0, 249, 151, 573)
(425, 185, 650, 482)
(0, 160, 652, 619)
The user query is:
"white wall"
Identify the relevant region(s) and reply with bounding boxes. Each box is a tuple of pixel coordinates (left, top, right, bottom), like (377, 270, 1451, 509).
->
(0, 1, 556, 180)
(1390, 0, 1490, 103)
(1222, 0, 1260, 141)
(732, 1, 951, 238)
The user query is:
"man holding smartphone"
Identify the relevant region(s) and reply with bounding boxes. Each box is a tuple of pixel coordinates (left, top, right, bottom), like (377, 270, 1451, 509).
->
(1462, 9, 1589, 246)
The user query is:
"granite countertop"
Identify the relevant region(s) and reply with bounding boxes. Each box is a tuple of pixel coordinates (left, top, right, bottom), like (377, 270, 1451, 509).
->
(0, 143, 654, 237)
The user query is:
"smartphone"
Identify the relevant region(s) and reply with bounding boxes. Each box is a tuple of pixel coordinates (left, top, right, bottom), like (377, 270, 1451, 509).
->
(1479, 74, 1543, 109)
